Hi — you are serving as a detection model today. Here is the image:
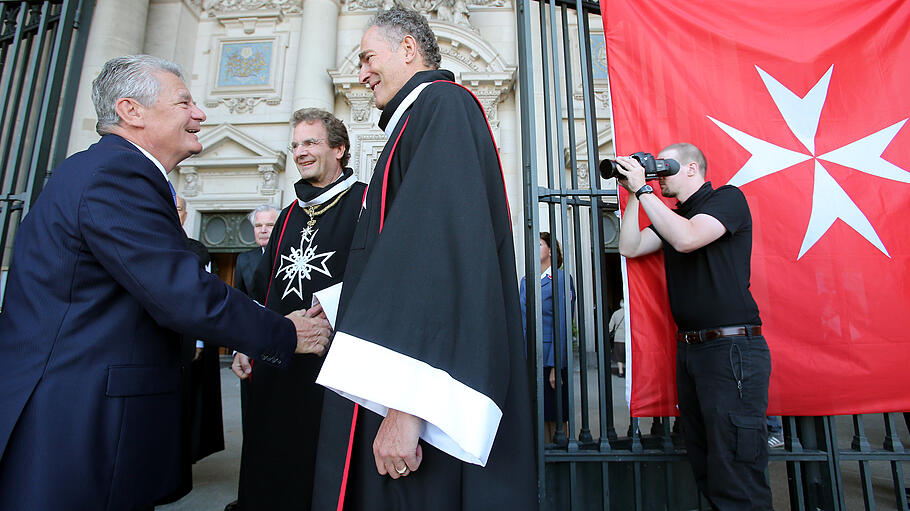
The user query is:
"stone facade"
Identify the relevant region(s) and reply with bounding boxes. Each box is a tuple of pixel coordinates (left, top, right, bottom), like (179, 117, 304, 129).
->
(65, 0, 614, 264)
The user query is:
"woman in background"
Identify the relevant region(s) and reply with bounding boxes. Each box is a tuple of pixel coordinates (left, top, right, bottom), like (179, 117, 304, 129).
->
(520, 232, 575, 443)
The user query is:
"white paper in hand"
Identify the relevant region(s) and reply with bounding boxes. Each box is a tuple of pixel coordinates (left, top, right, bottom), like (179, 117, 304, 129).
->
(313, 282, 343, 329)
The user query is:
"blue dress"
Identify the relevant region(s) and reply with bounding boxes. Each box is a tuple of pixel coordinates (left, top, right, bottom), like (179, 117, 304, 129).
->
(520, 268, 575, 421)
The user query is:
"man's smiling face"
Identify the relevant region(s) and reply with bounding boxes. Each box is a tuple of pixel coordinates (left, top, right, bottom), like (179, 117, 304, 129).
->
(358, 25, 411, 110)
(292, 121, 344, 188)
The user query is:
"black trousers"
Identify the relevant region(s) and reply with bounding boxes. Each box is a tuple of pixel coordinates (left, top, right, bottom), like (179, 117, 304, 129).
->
(676, 333, 772, 511)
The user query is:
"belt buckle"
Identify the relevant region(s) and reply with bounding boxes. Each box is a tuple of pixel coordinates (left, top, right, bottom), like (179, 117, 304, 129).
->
(684, 331, 700, 344)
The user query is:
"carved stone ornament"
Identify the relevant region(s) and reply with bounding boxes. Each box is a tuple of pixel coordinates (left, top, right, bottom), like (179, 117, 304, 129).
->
(190, 0, 303, 16)
(342, 0, 506, 26)
(577, 162, 589, 186)
(180, 167, 201, 196)
(204, 96, 281, 113)
(258, 164, 279, 195)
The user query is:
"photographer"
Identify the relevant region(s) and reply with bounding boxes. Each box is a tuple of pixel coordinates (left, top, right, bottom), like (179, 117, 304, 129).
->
(615, 143, 772, 510)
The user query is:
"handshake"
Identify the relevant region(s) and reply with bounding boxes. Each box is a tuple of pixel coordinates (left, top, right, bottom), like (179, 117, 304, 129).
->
(232, 303, 332, 379)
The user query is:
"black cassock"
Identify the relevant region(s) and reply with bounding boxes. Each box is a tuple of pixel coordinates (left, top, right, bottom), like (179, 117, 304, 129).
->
(238, 170, 365, 511)
(313, 69, 536, 510)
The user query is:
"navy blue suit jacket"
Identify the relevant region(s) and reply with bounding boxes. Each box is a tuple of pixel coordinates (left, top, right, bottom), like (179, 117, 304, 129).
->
(0, 135, 296, 510)
(520, 269, 575, 368)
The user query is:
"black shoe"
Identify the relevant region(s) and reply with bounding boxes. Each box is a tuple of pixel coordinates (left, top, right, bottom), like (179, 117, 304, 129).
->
(225, 500, 240, 511)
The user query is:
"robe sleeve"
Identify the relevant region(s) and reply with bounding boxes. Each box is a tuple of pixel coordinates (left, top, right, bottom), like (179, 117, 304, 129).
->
(317, 83, 514, 467)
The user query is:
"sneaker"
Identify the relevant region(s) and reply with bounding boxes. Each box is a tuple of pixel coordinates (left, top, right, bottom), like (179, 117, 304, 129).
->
(768, 435, 784, 449)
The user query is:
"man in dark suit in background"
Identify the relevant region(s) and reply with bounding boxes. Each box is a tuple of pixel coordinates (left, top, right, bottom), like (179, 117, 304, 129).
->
(0, 54, 332, 511)
(225, 203, 277, 511)
(234, 205, 278, 297)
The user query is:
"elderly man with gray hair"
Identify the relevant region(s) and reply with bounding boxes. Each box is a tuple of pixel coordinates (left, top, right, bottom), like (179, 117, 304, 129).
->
(312, 8, 534, 510)
(235, 204, 279, 297)
(0, 55, 330, 510)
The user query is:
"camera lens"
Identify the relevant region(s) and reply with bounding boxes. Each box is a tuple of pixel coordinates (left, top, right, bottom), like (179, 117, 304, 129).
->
(599, 159, 620, 179)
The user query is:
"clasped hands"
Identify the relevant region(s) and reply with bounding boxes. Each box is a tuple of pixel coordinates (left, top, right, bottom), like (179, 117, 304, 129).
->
(231, 303, 332, 379)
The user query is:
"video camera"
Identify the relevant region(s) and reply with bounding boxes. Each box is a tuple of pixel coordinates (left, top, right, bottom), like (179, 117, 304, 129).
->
(599, 152, 680, 180)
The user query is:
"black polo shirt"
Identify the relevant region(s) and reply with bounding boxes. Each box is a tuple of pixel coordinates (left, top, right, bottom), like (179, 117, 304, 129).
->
(649, 182, 761, 331)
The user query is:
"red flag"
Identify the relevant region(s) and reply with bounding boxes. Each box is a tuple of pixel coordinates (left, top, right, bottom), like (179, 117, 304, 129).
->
(602, 0, 910, 417)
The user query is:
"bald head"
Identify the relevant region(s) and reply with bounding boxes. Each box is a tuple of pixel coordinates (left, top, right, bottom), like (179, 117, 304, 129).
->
(660, 143, 707, 177)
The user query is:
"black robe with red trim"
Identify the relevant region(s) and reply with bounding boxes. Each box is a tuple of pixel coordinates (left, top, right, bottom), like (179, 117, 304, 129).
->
(238, 170, 365, 511)
(313, 69, 536, 510)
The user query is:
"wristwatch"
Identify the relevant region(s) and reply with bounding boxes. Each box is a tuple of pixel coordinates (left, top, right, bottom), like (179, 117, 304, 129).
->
(635, 184, 654, 199)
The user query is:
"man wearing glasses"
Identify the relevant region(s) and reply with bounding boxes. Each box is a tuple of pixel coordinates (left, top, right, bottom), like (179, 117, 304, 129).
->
(233, 108, 365, 511)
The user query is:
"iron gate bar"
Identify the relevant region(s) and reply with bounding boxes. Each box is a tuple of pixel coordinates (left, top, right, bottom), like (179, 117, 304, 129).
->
(0, 0, 93, 269)
(514, 0, 546, 505)
(49, 0, 92, 179)
(0, 2, 33, 259)
(535, 0, 565, 451)
(573, 0, 615, 453)
(883, 413, 909, 511)
(541, 0, 910, 507)
(25, 0, 83, 211)
(0, 3, 29, 180)
(558, 3, 594, 449)
(541, 0, 574, 453)
(6, 2, 53, 216)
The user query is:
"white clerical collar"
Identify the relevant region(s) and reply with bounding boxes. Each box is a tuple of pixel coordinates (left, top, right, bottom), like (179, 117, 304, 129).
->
(383, 82, 432, 138)
(297, 172, 358, 208)
(126, 140, 168, 182)
(542, 266, 552, 279)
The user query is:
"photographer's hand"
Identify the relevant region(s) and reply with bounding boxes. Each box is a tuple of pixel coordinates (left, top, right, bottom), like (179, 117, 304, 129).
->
(614, 156, 646, 193)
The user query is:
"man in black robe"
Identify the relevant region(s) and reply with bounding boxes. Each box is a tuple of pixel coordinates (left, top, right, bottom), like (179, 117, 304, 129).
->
(225, 203, 277, 511)
(235, 205, 279, 297)
(312, 8, 535, 510)
(234, 108, 366, 511)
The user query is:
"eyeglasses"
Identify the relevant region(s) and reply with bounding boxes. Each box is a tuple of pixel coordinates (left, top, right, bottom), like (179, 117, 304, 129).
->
(288, 138, 324, 152)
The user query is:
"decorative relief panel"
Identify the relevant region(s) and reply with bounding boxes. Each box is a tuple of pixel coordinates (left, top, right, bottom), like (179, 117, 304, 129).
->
(343, 0, 509, 18)
(351, 134, 389, 182)
(218, 41, 273, 87)
(205, 34, 288, 114)
(187, 0, 303, 16)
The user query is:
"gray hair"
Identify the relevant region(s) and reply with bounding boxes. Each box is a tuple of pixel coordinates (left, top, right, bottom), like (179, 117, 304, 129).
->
(368, 8, 441, 70)
(291, 108, 351, 168)
(248, 204, 279, 224)
(92, 55, 183, 136)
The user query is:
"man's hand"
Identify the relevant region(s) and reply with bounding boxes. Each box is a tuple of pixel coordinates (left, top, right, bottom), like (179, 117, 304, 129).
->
(373, 409, 423, 479)
(286, 307, 332, 356)
(193, 347, 204, 362)
(232, 352, 251, 379)
(613, 156, 647, 194)
(549, 367, 556, 389)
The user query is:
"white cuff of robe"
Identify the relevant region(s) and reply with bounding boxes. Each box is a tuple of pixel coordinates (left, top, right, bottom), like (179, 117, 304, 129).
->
(316, 331, 502, 466)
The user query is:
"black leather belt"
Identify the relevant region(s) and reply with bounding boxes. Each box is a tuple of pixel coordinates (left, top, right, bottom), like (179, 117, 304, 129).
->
(676, 325, 762, 344)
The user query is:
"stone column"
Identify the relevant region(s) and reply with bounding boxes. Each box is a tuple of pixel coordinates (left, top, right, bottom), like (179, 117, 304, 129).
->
(66, 0, 151, 155)
(291, 0, 340, 112)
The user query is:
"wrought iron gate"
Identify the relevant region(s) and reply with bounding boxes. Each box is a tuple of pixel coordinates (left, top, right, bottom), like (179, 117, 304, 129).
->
(0, 0, 94, 276)
(514, 0, 909, 509)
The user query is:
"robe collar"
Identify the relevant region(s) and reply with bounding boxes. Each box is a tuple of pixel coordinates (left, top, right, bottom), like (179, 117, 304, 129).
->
(378, 69, 456, 136)
(295, 167, 357, 207)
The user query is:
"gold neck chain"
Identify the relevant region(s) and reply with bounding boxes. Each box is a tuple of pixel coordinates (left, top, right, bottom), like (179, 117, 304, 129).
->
(302, 186, 351, 229)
